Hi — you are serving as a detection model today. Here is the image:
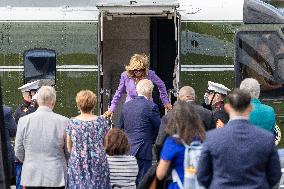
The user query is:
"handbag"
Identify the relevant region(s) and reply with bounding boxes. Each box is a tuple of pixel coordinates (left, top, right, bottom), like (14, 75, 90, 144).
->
(149, 176, 158, 189)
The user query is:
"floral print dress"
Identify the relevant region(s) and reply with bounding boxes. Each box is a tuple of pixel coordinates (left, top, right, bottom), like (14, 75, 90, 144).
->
(66, 116, 111, 189)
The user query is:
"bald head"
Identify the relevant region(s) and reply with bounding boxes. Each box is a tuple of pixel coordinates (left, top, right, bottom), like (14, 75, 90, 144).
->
(178, 86, 195, 101)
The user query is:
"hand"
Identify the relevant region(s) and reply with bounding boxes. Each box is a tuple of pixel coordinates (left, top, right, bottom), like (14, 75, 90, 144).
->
(103, 110, 113, 118)
(164, 103, 172, 111)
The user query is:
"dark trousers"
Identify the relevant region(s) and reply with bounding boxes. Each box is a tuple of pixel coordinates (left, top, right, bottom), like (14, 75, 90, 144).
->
(15, 162, 23, 189)
(26, 187, 65, 189)
(136, 158, 152, 187)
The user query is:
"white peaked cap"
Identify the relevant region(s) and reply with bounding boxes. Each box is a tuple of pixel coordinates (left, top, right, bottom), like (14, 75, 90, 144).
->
(18, 80, 40, 92)
(208, 81, 231, 95)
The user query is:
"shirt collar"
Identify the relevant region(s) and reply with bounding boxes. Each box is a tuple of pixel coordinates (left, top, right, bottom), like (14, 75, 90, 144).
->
(138, 94, 148, 100)
(186, 99, 195, 103)
(229, 116, 249, 121)
(186, 100, 196, 105)
(251, 98, 261, 104)
(37, 106, 53, 112)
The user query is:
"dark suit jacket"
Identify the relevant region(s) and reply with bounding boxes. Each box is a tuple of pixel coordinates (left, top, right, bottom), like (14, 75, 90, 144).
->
(197, 119, 281, 189)
(4, 106, 16, 155)
(154, 101, 214, 159)
(14, 100, 37, 124)
(189, 101, 215, 131)
(3, 105, 17, 177)
(119, 96, 161, 160)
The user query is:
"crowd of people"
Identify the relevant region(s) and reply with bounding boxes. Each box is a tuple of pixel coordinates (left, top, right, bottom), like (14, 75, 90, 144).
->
(1, 53, 283, 189)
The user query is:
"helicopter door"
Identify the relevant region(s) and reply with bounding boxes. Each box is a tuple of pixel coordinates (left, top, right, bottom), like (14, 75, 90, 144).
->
(96, 0, 180, 116)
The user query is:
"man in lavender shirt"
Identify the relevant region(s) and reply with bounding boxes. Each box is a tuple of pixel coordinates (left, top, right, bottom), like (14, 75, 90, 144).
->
(104, 53, 172, 117)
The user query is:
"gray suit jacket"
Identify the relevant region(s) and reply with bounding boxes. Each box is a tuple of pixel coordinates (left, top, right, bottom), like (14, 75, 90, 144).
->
(15, 106, 68, 187)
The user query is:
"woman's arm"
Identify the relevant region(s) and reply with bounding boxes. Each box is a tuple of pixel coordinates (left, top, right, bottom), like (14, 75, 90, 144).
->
(149, 70, 171, 108)
(66, 134, 73, 153)
(156, 159, 171, 180)
(109, 72, 126, 112)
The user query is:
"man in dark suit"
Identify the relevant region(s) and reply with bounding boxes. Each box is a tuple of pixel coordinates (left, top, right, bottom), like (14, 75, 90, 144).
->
(3, 105, 17, 184)
(154, 86, 214, 159)
(197, 89, 281, 189)
(119, 79, 160, 186)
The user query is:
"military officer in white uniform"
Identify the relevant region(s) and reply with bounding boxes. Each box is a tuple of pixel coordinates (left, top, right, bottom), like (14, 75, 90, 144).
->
(203, 81, 231, 128)
(14, 80, 40, 124)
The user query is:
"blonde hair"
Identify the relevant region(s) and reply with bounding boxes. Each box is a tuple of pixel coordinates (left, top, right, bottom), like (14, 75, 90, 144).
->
(125, 53, 149, 78)
(76, 90, 97, 113)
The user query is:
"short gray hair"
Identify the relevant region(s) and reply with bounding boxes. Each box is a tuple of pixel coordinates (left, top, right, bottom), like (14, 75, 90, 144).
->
(37, 86, 56, 105)
(136, 79, 154, 96)
(178, 86, 195, 99)
(239, 78, 260, 99)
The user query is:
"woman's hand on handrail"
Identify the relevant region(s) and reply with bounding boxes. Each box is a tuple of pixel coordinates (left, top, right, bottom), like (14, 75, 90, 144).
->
(103, 110, 113, 118)
(164, 103, 172, 111)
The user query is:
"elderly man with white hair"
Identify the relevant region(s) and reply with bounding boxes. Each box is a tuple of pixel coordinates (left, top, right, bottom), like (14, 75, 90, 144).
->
(15, 86, 68, 189)
(240, 78, 275, 133)
(119, 79, 161, 187)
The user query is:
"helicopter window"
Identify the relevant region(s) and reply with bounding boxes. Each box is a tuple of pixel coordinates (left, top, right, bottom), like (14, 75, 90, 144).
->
(277, 59, 284, 81)
(24, 48, 56, 84)
(235, 31, 284, 98)
(191, 40, 198, 48)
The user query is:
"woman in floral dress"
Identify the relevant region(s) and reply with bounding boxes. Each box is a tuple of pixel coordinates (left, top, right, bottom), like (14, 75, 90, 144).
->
(66, 90, 111, 189)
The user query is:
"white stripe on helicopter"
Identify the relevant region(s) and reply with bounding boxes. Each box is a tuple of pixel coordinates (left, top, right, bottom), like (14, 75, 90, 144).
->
(0, 65, 234, 72)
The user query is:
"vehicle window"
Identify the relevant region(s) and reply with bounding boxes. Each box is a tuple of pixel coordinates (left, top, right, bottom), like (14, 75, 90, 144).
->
(24, 49, 56, 85)
(277, 58, 284, 81)
(235, 31, 284, 98)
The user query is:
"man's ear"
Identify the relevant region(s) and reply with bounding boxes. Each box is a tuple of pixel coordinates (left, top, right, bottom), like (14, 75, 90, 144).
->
(148, 92, 153, 99)
(224, 103, 231, 113)
(247, 104, 253, 113)
(50, 101, 56, 109)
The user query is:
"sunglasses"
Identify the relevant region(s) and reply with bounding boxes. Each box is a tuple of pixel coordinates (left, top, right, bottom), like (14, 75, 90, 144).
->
(206, 90, 215, 94)
(133, 69, 145, 73)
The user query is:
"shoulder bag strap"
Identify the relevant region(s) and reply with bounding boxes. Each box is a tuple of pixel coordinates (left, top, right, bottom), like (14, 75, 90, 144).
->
(172, 169, 184, 189)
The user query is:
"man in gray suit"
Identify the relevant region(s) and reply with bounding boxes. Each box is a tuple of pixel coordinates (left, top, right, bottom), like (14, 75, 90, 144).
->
(15, 86, 68, 189)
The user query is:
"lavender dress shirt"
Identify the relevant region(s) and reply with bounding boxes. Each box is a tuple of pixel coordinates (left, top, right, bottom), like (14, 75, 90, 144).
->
(109, 70, 170, 112)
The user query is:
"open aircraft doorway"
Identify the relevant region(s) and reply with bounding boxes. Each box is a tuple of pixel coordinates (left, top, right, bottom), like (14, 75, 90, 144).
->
(97, 1, 180, 125)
